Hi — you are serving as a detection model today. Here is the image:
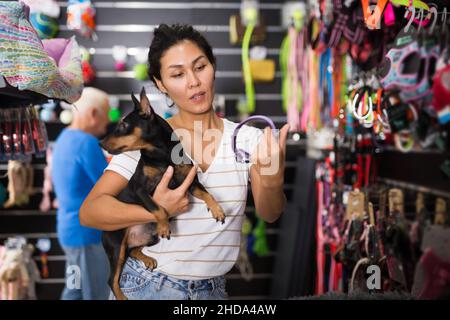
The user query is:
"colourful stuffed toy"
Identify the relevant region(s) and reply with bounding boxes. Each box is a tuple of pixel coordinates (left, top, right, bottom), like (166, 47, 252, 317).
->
(108, 95, 121, 122)
(3, 161, 35, 209)
(39, 100, 57, 122)
(133, 48, 149, 81)
(29, 13, 58, 39)
(79, 46, 95, 84)
(67, 0, 96, 39)
(112, 45, 128, 71)
(0, 240, 39, 300)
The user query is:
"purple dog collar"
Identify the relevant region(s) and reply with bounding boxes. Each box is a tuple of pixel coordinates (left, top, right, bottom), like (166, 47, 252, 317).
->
(231, 115, 276, 163)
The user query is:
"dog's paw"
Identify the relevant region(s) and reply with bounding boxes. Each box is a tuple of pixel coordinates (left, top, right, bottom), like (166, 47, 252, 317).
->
(157, 222, 171, 240)
(142, 256, 158, 270)
(211, 206, 226, 224)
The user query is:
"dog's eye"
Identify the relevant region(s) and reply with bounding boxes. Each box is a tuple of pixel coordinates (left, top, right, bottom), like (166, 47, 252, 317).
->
(118, 122, 128, 131)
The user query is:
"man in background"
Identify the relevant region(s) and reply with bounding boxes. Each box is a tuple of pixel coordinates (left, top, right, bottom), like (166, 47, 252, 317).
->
(52, 87, 111, 300)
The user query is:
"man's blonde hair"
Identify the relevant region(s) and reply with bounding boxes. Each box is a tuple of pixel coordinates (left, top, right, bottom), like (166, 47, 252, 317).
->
(73, 87, 109, 115)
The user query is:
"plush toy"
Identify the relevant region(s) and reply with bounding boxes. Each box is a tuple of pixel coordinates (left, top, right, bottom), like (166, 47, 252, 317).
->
(80, 46, 95, 84)
(67, 0, 96, 40)
(59, 101, 74, 124)
(108, 95, 121, 122)
(0, 242, 39, 300)
(38, 100, 57, 122)
(112, 45, 128, 71)
(29, 13, 59, 39)
(39, 108, 54, 122)
(108, 108, 121, 122)
(59, 109, 73, 124)
(248, 46, 275, 82)
(3, 161, 35, 209)
(133, 48, 149, 81)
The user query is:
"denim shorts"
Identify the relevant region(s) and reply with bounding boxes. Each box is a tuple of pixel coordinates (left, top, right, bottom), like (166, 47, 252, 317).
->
(110, 257, 229, 300)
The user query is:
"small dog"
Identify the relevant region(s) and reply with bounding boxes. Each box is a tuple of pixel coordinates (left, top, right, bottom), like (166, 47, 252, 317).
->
(99, 87, 225, 300)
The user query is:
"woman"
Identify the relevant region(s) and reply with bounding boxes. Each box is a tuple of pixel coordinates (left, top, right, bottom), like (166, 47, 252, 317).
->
(79, 24, 289, 300)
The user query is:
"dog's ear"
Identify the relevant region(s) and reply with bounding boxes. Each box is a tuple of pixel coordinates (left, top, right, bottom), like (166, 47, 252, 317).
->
(139, 87, 154, 118)
(131, 92, 140, 110)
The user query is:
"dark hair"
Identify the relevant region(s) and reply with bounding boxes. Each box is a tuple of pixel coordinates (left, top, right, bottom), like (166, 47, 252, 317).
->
(148, 24, 216, 87)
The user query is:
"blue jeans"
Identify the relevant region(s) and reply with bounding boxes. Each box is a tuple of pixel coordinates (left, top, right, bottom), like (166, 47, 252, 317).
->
(110, 257, 229, 300)
(61, 243, 110, 300)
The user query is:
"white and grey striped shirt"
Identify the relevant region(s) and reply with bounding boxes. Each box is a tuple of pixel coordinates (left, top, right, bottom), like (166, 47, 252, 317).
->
(104, 118, 262, 280)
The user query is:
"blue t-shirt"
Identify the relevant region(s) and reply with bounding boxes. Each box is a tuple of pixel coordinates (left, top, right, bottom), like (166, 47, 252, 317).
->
(51, 128, 107, 247)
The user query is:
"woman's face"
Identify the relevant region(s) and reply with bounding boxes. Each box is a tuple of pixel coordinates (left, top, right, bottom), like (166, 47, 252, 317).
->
(155, 40, 215, 115)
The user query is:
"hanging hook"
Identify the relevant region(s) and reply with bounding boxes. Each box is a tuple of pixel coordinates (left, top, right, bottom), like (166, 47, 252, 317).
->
(441, 7, 447, 33)
(407, 103, 418, 121)
(428, 6, 438, 35)
(418, 8, 425, 32)
(404, 5, 416, 33)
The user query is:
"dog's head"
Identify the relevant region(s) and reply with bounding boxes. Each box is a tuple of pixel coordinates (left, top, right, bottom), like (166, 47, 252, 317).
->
(100, 87, 161, 155)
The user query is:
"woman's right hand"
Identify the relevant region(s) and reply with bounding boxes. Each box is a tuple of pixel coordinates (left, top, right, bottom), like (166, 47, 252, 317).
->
(153, 165, 197, 217)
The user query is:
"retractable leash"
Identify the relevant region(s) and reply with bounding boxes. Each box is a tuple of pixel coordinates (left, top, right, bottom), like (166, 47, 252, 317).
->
(231, 115, 276, 163)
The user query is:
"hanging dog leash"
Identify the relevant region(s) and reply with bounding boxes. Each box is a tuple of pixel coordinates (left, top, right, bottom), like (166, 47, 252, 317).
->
(280, 7, 306, 132)
(240, 5, 258, 115)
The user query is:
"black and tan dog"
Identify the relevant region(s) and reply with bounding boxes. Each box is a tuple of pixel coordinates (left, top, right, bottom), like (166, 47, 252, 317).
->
(99, 87, 225, 300)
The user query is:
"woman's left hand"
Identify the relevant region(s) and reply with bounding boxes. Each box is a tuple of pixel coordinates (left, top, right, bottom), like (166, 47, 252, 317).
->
(250, 124, 289, 187)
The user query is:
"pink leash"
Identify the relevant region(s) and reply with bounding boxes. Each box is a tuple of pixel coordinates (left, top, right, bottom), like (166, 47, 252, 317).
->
(316, 179, 325, 294)
(287, 26, 301, 132)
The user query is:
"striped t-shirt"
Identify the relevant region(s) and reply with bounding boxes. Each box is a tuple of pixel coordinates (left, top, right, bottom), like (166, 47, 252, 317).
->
(104, 118, 262, 280)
